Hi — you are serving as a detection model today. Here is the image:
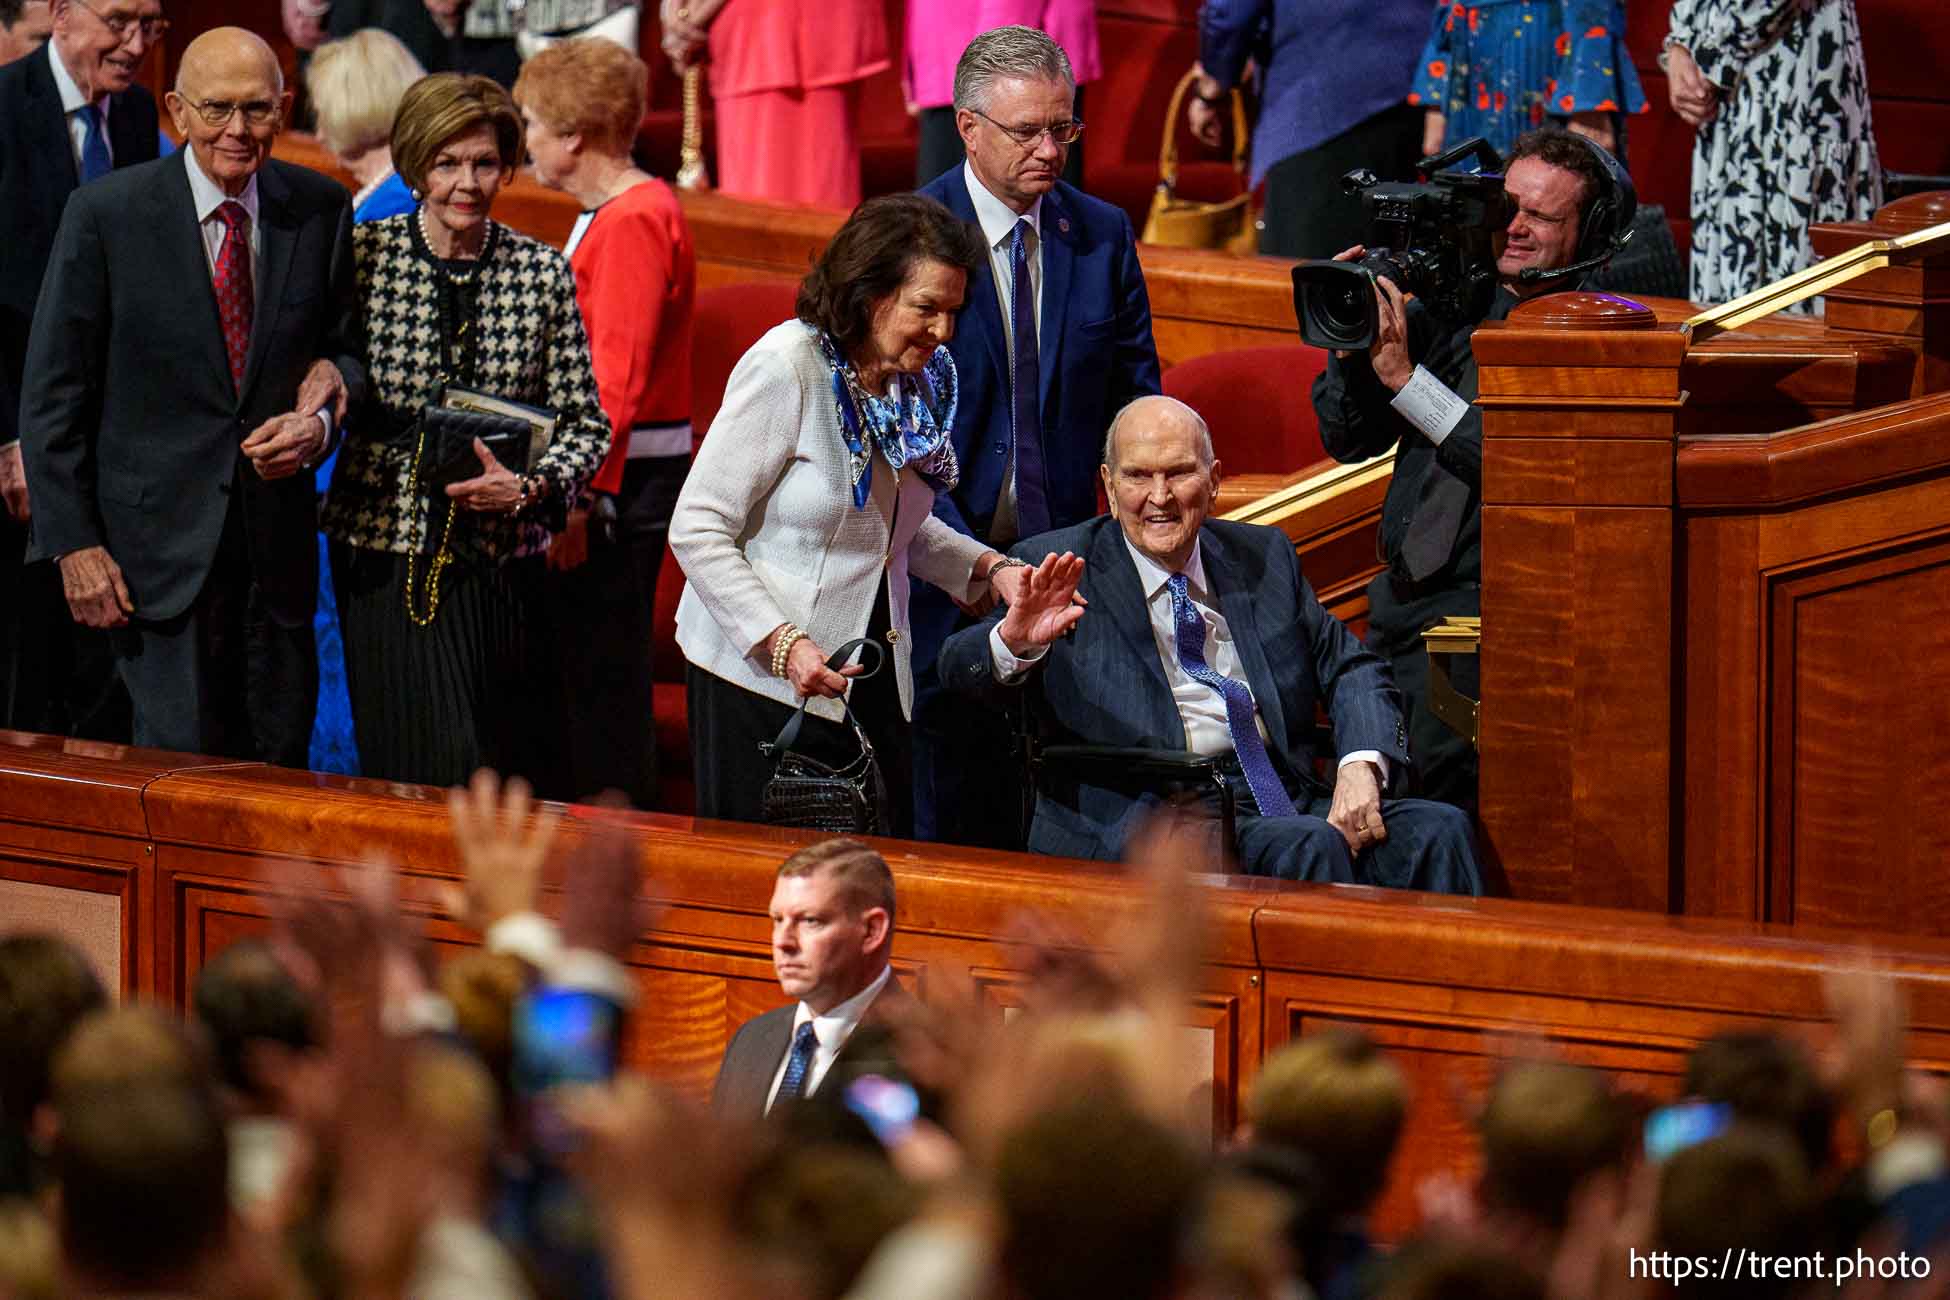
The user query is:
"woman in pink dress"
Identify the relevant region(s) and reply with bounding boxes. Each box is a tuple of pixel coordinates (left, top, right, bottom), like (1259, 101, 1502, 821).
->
(658, 0, 888, 208)
(904, 2, 1101, 185)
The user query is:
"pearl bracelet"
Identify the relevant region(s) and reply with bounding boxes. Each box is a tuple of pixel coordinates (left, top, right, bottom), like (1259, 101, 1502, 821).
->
(771, 625, 808, 679)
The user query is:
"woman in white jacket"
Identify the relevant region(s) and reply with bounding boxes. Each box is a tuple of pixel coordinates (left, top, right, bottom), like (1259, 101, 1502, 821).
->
(672, 194, 1035, 833)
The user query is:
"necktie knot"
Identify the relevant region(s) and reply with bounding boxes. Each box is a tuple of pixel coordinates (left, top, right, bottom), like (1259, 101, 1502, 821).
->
(793, 1021, 818, 1052)
(218, 200, 249, 235)
(76, 103, 110, 184)
(775, 1019, 821, 1105)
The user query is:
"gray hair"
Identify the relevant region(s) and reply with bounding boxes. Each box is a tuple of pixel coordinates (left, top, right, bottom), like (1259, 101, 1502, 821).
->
(1103, 395, 1215, 471)
(952, 25, 1074, 113)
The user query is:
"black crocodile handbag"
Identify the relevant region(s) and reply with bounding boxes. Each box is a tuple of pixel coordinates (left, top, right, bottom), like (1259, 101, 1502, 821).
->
(760, 639, 889, 834)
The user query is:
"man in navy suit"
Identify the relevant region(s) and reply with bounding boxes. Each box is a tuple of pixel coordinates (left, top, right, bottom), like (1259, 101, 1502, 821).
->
(0, 0, 161, 738)
(940, 396, 1480, 891)
(913, 24, 1160, 849)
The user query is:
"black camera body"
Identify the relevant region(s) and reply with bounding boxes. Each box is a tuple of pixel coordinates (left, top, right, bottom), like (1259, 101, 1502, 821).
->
(1291, 137, 1512, 352)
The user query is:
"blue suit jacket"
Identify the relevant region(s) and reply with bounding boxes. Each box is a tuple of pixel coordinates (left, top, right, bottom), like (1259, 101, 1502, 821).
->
(938, 516, 1409, 860)
(911, 170, 1160, 682)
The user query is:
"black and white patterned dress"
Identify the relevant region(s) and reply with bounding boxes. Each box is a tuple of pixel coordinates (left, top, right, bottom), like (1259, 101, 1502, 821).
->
(322, 213, 608, 788)
(1667, 0, 1882, 307)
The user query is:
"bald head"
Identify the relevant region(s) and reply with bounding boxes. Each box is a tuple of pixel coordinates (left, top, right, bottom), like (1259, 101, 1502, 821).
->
(174, 26, 281, 97)
(166, 26, 287, 196)
(1100, 394, 1222, 573)
(1103, 395, 1213, 473)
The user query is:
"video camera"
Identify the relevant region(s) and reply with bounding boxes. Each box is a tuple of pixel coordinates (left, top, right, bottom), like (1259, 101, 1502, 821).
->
(1290, 137, 1511, 352)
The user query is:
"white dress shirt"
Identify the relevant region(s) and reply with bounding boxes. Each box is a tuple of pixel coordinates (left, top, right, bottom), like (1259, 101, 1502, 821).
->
(962, 161, 1043, 546)
(765, 965, 892, 1113)
(989, 535, 1384, 779)
(47, 40, 109, 176)
(181, 146, 331, 444)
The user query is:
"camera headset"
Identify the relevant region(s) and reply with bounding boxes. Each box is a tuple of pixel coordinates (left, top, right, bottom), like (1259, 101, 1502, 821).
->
(1515, 132, 1637, 286)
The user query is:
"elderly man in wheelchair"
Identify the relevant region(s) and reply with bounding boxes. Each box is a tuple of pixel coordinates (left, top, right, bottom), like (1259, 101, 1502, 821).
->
(938, 395, 1481, 893)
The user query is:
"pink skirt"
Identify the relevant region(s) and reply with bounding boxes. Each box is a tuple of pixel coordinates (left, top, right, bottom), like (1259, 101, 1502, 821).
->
(713, 83, 864, 210)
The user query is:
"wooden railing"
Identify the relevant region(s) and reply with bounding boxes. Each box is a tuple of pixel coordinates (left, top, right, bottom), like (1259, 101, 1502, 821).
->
(9, 732, 1950, 1238)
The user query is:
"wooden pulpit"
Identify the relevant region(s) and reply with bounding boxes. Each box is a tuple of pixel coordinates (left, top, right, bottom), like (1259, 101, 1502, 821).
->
(1474, 196, 1950, 934)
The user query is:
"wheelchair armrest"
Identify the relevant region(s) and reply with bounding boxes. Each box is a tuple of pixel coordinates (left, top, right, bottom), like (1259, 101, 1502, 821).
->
(1037, 745, 1224, 783)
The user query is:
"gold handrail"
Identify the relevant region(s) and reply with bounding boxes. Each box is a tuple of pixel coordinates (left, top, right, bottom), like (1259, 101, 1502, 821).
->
(1219, 448, 1395, 528)
(1687, 218, 1950, 342)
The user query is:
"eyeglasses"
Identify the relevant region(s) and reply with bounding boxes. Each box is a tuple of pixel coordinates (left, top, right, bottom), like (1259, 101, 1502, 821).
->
(969, 108, 1084, 149)
(182, 97, 282, 128)
(71, 0, 168, 44)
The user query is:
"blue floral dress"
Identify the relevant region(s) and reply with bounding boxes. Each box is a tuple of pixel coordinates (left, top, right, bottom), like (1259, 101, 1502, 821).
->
(1410, 0, 1647, 158)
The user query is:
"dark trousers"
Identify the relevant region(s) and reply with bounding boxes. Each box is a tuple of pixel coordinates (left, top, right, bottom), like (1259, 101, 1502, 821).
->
(1365, 575, 1480, 820)
(1206, 753, 1482, 894)
(535, 454, 684, 807)
(688, 580, 912, 838)
(115, 502, 315, 765)
(1259, 103, 1423, 260)
(2, 516, 130, 741)
(911, 682, 1025, 851)
(914, 86, 1087, 189)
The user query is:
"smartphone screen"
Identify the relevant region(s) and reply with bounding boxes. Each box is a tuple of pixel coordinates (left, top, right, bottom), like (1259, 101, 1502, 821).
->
(844, 1074, 921, 1147)
(1644, 1101, 1732, 1162)
(514, 987, 621, 1155)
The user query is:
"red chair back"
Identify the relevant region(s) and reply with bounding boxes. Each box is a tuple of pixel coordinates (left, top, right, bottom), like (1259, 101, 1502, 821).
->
(1160, 346, 1333, 476)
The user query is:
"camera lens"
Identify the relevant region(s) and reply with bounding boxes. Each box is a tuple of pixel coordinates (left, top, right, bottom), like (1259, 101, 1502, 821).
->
(1290, 261, 1381, 351)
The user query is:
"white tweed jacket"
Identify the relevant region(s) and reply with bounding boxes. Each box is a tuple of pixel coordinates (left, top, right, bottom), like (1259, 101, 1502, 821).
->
(672, 321, 990, 723)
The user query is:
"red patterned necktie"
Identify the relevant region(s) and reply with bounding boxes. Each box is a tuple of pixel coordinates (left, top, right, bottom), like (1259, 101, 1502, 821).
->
(213, 200, 253, 393)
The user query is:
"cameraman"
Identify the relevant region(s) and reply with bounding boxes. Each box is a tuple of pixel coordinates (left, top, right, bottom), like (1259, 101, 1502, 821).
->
(1313, 129, 1616, 819)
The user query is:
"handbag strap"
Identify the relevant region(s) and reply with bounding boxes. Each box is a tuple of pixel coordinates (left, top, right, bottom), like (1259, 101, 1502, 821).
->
(1157, 69, 1252, 192)
(768, 638, 886, 757)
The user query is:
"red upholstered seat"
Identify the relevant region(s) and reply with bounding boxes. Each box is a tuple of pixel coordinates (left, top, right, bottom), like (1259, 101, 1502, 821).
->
(652, 279, 804, 814)
(1160, 345, 1332, 475)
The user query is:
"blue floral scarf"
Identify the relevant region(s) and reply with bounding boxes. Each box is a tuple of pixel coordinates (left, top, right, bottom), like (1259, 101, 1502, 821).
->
(816, 331, 961, 510)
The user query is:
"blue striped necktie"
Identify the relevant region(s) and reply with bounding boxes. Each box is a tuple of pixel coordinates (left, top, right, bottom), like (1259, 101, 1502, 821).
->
(776, 1020, 819, 1103)
(1168, 573, 1297, 817)
(77, 104, 111, 183)
(1009, 219, 1050, 537)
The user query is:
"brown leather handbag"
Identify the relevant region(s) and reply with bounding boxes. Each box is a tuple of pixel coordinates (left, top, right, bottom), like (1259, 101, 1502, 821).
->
(1141, 69, 1260, 255)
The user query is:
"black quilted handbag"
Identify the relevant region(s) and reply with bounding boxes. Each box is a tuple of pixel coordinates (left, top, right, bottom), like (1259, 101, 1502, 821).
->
(760, 638, 890, 835)
(419, 405, 534, 492)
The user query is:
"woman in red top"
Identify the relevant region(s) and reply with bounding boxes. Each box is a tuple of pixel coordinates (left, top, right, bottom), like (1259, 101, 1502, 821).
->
(514, 37, 696, 807)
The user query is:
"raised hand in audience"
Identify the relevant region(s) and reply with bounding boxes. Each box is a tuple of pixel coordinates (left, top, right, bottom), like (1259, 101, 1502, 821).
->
(558, 815, 651, 962)
(561, 1077, 758, 1300)
(443, 768, 561, 934)
(994, 552, 1087, 656)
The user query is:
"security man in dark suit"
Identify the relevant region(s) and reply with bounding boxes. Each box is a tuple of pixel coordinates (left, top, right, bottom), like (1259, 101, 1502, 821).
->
(19, 27, 363, 763)
(0, 0, 162, 739)
(711, 839, 912, 1123)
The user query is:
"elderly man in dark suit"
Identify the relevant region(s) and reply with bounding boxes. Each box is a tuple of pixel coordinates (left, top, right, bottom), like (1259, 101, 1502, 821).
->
(19, 26, 362, 764)
(0, 0, 163, 737)
(911, 23, 1161, 851)
(940, 395, 1480, 891)
(712, 839, 911, 1123)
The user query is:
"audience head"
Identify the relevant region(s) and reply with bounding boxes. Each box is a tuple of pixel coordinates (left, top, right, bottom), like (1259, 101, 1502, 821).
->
(438, 948, 529, 1091)
(1655, 1125, 1814, 1299)
(1377, 1241, 1548, 1300)
(404, 1039, 501, 1204)
(47, 0, 161, 98)
(769, 839, 896, 1015)
(1496, 128, 1613, 289)
(1683, 1030, 1833, 1175)
(305, 28, 425, 164)
(1477, 1059, 1633, 1231)
(952, 25, 1077, 214)
(795, 193, 985, 382)
(51, 1003, 212, 1106)
(53, 1081, 230, 1292)
(735, 1141, 914, 1300)
(1247, 1028, 1406, 1219)
(0, 933, 105, 1149)
(513, 36, 647, 185)
(0, 0, 51, 65)
(166, 28, 286, 197)
(191, 938, 316, 1110)
(1101, 395, 1221, 575)
(996, 1099, 1199, 1300)
(392, 72, 522, 241)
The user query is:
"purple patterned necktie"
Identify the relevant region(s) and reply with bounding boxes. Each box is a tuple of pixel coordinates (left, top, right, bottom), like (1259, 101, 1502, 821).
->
(1009, 219, 1050, 537)
(775, 1020, 819, 1103)
(213, 201, 253, 394)
(1168, 573, 1297, 817)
